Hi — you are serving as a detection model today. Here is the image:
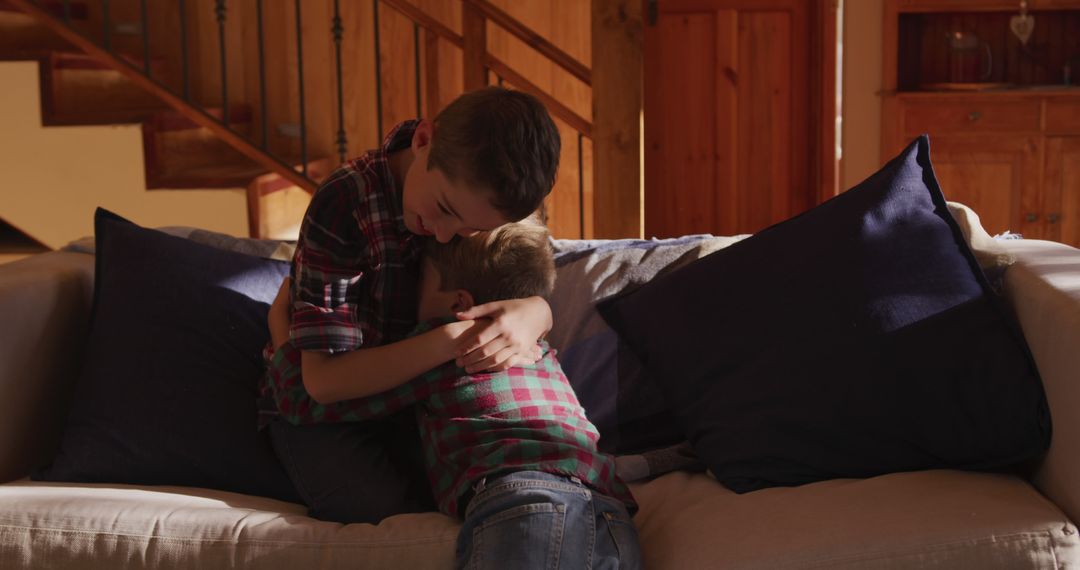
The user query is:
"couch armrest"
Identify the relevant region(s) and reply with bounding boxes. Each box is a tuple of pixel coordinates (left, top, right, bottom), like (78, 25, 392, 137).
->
(1000, 239, 1080, 523)
(0, 252, 94, 483)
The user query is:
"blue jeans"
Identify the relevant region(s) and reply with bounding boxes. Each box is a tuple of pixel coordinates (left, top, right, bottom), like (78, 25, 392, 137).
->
(455, 471, 642, 570)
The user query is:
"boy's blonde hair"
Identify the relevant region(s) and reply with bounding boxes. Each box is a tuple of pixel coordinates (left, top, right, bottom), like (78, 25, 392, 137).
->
(424, 219, 555, 305)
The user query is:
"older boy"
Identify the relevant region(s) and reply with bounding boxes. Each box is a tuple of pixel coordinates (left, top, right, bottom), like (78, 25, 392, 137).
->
(267, 222, 642, 569)
(261, 87, 562, 521)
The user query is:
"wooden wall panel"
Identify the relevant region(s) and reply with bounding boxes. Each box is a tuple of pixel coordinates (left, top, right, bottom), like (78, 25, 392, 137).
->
(592, 0, 643, 238)
(341, 0, 381, 156)
(379, 4, 422, 133)
(487, 0, 592, 238)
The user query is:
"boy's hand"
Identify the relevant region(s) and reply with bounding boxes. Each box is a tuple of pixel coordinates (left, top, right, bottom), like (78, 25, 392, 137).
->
(454, 296, 552, 373)
(268, 277, 292, 350)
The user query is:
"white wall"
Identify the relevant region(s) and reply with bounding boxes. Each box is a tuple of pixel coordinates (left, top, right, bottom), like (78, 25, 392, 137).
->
(0, 61, 248, 251)
(841, 0, 885, 191)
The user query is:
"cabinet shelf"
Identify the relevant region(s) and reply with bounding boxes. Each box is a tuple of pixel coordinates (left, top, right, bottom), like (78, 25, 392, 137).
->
(883, 0, 1080, 248)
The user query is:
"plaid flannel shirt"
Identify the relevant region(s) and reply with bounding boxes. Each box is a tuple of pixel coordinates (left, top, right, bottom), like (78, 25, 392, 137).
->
(260, 121, 423, 421)
(265, 319, 637, 518)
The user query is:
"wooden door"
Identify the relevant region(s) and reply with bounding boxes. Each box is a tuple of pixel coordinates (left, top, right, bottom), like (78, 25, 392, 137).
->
(643, 0, 821, 238)
(927, 135, 1043, 240)
(1045, 137, 1080, 248)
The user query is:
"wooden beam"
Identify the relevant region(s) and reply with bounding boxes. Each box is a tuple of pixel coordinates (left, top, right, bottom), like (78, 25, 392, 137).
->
(462, 0, 591, 86)
(485, 54, 592, 138)
(379, 0, 464, 48)
(591, 0, 642, 238)
(462, 1, 487, 92)
(816, 0, 840, 203)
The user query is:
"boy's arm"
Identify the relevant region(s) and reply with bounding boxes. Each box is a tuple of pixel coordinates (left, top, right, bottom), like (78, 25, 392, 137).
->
(453, 296, 552, 373)
(267, 278, 473, 405)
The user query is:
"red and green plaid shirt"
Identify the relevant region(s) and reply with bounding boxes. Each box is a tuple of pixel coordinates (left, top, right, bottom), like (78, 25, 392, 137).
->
(260, 121, 423, 420)
(265, 319, 637, 518)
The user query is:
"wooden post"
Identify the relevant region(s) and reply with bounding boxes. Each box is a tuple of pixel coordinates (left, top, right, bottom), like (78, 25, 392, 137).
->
(591, 0, 643, 238)
(462, 2, 486, 92)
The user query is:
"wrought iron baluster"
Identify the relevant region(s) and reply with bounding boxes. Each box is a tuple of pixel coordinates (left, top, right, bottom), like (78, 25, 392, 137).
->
(216, 0, 228, 127)
(102, 0, 111, 50)
(295, 0, 307, 175)
(256, 0, 268, 150)
(179, 0, 189, 100)
(373, 0, 383, 138)
(413, 22, 421, 118)
(140, 0, 149, 75)
(332, 0, 347, 164)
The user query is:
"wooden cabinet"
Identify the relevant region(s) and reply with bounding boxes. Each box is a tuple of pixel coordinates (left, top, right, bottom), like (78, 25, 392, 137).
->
(883, 1, 1080, 248)
(919, 133, 1042, 237)
(1045, 137, 1080, 245)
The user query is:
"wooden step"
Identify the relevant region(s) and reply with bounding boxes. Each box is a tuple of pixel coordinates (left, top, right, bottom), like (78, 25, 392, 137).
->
(149, 155, 330, 191)
(0, 4, 80, 59)
(143, 105, 259, 188)
(0, 1, 88, 19)
(41, 51, 171, 125)
(143, 106, 329, 190)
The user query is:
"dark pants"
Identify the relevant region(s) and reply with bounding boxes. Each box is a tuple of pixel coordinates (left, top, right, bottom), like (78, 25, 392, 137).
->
(267, 409, 436, 524)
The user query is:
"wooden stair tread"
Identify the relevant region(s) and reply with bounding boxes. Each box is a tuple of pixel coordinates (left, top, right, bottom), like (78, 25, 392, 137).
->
(149, 156, 326, 190)
(144, 104, 255, 133)
(42, 50, 171, 125)
(0, 1, 88, 19)
(51, 50, 168, 73)
(0, 7, 74, 57)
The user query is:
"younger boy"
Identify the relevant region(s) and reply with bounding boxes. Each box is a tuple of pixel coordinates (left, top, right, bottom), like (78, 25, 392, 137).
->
(267, 222, 642, 569)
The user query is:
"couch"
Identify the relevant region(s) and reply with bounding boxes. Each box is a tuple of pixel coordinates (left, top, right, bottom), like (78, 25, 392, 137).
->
(0, 221, 1078, 568)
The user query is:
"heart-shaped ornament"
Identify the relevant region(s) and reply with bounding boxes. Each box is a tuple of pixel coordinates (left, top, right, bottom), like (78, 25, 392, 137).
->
(1010, 14, 1034, 45)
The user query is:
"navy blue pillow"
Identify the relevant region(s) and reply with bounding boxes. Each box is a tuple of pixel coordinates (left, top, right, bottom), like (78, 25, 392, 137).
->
(598, 136, 1051, 493)
(34, 208, 300, 502)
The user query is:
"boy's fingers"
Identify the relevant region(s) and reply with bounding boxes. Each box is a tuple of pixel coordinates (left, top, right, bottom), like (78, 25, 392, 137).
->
(459, 337, 509, 368)
(466, 346, 516, 374)
(456, 322, 501, 358)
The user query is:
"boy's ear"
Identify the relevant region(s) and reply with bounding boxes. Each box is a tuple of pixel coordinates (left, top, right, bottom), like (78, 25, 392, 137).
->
(412, 119, 434, 152)
(451, 289, 475, 313)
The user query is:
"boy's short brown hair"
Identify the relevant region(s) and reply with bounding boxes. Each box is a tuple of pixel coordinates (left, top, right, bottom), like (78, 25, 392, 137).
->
(424, 219, 555, 305)
(429, 87, 561, 221)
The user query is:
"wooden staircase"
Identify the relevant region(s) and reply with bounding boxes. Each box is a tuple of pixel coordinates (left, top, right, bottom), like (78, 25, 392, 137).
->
(0, 0, 326, 240)
(1, 0, 639, 244)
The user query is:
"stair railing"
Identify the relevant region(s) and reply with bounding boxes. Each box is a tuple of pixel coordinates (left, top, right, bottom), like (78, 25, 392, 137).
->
(13, 0, 593, 237)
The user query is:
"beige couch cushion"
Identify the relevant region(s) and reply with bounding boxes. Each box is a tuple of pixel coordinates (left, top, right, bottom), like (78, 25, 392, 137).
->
(0, 480, 459, 569)
(3, 469, 1077, 569)
(635, 469, 1078, 569)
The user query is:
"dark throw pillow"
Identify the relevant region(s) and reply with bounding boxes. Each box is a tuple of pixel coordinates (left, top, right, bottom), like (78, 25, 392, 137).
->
(550, 235, 741, 454)
(598, 136, 1051, 493)
(34, 208, 300, 503)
